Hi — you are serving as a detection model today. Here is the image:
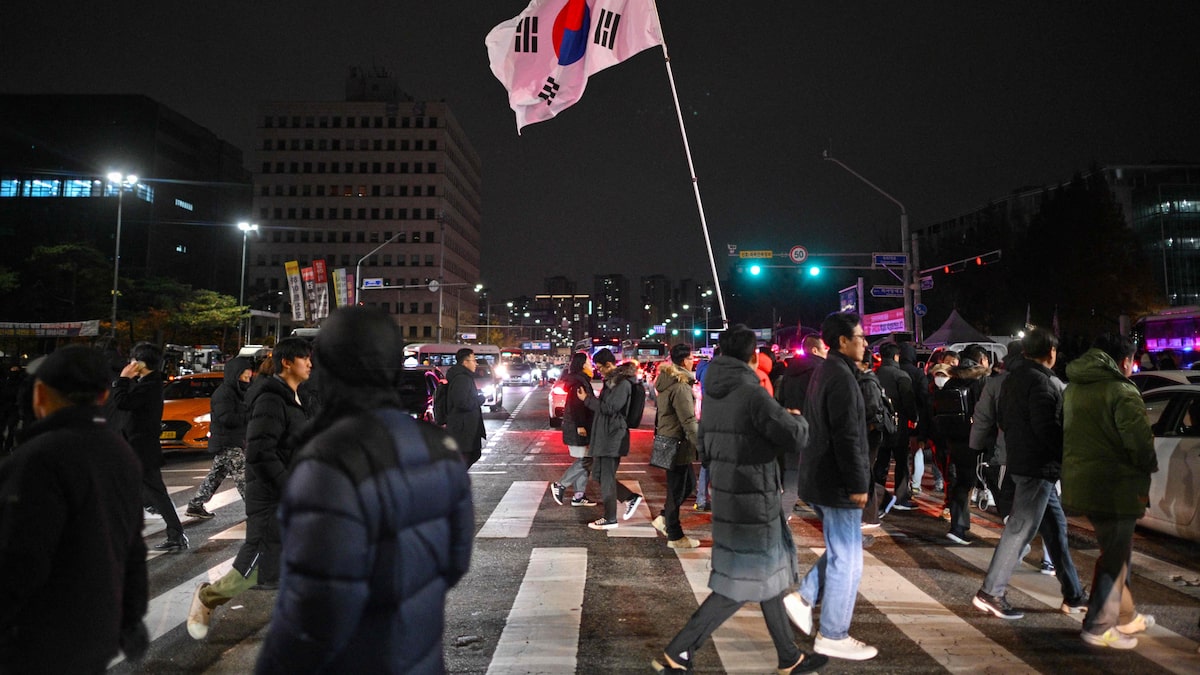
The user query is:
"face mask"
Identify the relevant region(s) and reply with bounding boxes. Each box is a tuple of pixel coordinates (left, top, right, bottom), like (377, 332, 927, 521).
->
(934, 375, 950, 389)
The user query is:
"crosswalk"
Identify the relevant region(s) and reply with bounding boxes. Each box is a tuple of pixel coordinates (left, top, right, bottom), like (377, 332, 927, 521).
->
(118, 393, 1200, 674)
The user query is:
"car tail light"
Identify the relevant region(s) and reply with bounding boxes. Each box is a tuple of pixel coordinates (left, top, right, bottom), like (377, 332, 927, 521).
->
(552, 385, 567, 395)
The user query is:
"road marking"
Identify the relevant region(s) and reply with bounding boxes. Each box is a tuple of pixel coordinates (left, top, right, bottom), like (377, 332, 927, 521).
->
(108, 555, 237, 668)
(486, 548, 587, 675)
(143, 486, 243, 537)
(477, 481, 547, 538)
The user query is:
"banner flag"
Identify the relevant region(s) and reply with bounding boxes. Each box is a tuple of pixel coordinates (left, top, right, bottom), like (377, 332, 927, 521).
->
(301, 266, 317, 322)
(285, 261, 307, 322)
(486, 0, 664, 132)
(333, 268, 348, 308)
(312, 259, 330, 319)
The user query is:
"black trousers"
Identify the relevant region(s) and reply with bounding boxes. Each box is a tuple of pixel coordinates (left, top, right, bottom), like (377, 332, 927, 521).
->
(664, 589, 801, 669)
(142, 468, 184, 540)
(661, 463, 696, 540)
(595, 456, 635, 522)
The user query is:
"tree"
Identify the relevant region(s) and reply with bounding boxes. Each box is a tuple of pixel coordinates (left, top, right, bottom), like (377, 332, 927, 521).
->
(21, 244, 112, 321)
(173, 289, 245, 351)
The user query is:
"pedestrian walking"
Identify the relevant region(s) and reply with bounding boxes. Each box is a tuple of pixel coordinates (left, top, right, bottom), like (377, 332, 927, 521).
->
(873, 343, 918, 511)
(550, 352, 597, 507)
(188, 337, 312, 640)
(1063, 333, 1158, 649)
(578, 348, 642, 530)
(786, 311, 878, 661)
(934, 345, 990, 544)
(650, 343, 701, 549)
(0, 345, 150, 671)
(445, 347, 485, 468)
(856, 352, 893, 527)
(776, 335, 827, 517)
(256, 307, 473, 674)
(693, 347, 718, 512)
(972, 328, 1087, 619)
(108, 341, 188, 551)
(186, 356, 253, 518)
(653, 325, 823, 675)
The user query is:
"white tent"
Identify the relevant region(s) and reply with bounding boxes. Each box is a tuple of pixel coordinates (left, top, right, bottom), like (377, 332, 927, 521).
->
(923, 309, 992, 347)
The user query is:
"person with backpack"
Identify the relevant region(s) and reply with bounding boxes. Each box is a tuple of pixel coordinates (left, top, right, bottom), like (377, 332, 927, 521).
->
(576, 348, 642, 530)
(550, 353, 597, 507)
(874, 343, 918, 511)
(444, 348, 485, 468)
(934, 345, 991, 545)
(649, 343, 701, 549)
(856, 352, 893, 528)
(776, 335, 827, 517)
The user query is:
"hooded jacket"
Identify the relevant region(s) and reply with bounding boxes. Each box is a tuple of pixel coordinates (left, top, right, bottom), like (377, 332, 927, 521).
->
(969, 351, 1023, 462)
(653, 361, 699, 465)
(257, 307, 473, 675)
(697, 355, 806, 602)
(560, 368, 595, 447)
(583, 362, 638, 458)
(898, 343, 931, 441)
(798, 350, 870, 508)
(1061, 349, 1157, 518)
(755, 352, 775, 397)
(997, 357, 1063, 480)
(776, 354, 822, 412)
(209, 356, 253, 452)
(934, 358, 990, 442)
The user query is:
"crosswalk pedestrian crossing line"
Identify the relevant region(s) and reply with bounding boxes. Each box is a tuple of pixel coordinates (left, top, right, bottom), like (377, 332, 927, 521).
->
(486, 547, 587, 675)
(1131, 549, 1200, 602)
(674, 548, 780, 672)
(477, 481, 548, 538)
(143, 486, 243, 537)
(948, 545, 1199, 672)
(609, 481, 656, 538)
(168, 485, 191, 495)
(108, 556, 237, 669)
(209, 521, 247, 540)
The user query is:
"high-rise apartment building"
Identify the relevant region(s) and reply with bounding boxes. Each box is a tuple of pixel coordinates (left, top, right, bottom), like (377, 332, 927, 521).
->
(247, 68, 482, 341)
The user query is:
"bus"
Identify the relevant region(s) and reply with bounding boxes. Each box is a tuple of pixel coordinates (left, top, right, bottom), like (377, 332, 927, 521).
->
(621, 339, 668, 365)
(573, 336, 623, 359)
(402, 343, 501, 369)
(1134, 306, 1200, 368)
(500, 347, 523, 364)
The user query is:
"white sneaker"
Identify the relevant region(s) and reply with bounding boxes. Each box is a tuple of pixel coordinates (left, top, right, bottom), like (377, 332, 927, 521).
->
(1080, 628, 1137, 650)
(814, 634, 877, 661)
(623, 494, 643, 520)
(782, 592, 812, 636)
(861, 522, 881, 530)
(187, 583, 213, 640)
(1117, 613, 1156, 634)
(144, 507, 164, 521)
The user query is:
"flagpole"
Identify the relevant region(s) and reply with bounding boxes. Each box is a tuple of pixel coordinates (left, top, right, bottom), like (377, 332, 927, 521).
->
(652, 4, 728, 330)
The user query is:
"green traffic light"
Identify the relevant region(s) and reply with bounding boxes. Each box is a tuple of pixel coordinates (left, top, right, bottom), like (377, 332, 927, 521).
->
(671, 328, 679, 335)
(808, 266, 821, 277)
(750, 265, 762, 275)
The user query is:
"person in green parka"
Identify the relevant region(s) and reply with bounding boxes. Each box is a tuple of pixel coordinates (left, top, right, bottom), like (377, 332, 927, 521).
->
(1063, 333, 1158, 650)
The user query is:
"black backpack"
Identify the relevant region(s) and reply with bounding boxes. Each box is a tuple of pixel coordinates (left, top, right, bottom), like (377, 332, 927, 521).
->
(860, 374, 897, 435)
(432, 380, 449, 426)
(625, 381, 647, 429)
(932, 383, 972, 439)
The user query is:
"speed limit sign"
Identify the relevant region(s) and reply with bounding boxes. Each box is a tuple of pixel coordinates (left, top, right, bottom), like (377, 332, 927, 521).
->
(789, 245, 808, 264)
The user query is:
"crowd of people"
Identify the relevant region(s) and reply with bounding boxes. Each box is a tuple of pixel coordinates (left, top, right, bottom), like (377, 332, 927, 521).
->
(0, 305, 1185, 672)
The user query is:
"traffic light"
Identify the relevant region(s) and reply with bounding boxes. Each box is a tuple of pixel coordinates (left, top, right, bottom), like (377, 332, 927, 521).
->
(693, 328, 702, 337)
(749, 264, 762, 276)
(976, 250, 1002, 266)
(807, 266, 821, 277)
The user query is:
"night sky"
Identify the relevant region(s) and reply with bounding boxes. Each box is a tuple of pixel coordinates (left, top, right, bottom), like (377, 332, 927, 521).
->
(3, 2, 1198, 304)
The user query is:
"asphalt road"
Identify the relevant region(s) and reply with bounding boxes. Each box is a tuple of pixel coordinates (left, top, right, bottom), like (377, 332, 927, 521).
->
(113, 385, 1200, 673)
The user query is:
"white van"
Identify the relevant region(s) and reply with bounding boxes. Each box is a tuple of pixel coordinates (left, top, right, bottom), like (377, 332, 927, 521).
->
(402, 343, 504, 411)
(946, 342, 1008, 366)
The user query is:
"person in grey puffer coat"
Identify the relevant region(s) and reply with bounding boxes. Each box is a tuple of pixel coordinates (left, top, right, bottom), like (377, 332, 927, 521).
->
(578, 349, 641, 528)
(654, 325, 823, 675)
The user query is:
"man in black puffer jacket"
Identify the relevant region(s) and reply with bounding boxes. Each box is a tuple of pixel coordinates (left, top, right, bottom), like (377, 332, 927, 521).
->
(188, 337, 312, 640)
(256, 307, 473, 674)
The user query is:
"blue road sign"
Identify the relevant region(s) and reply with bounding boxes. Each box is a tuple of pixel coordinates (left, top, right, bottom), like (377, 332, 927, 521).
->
(361, 278, 384, 289)
(873, 252, 908, 267)
(915, 303, 928, 316)
(870, 285, 904, 298)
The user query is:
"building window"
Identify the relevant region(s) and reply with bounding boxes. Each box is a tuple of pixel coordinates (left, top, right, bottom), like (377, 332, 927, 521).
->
(424, 302, 433, 314)
(412, 231, 422, 243)
(410, 303, 419, 313)
(415, 140, 424, 151)
(429, 139, 437, 150)
(424, 254, 434, 266)
(423, 326, 432, 337)
(425, 230, 435, 242)
(401, 140, 410, 151)
(382, 254, 391, 266)
(411, 254, 420, 266)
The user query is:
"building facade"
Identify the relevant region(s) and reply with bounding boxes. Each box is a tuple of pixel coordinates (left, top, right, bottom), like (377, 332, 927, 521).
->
(247, 68, 482, 342)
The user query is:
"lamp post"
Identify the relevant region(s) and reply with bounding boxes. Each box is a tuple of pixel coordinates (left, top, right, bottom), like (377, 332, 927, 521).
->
(238, 222, 259, 344)
(822, 151, 913, 340)
(107, 172, 138, 339)
(355, 231, 406, 303)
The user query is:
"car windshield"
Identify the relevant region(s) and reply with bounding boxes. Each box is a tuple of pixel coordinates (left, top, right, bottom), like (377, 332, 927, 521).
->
(163, 378, 221, 400)
(475, 363, 494, 379)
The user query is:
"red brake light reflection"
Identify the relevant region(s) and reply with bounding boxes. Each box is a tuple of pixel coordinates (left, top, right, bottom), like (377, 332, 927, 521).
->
(552, 385, 567, 395)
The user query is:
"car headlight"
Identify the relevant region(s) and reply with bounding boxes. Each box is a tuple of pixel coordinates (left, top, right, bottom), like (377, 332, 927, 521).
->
(495, 365, 508, 379)
(547, 367, 562, 379)
(193, 413, 210, 424)
(482, 384, 495, 395)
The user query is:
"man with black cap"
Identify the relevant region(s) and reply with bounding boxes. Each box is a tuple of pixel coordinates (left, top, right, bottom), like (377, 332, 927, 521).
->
(256, 307, 473, 673)
(0, 345, 150, 672)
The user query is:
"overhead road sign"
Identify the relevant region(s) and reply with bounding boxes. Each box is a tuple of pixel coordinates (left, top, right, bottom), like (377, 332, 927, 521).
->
(739, 250, 774, 259)
(873, 252, 908, 267)
(870, 285, 904, 298)
(920, 275, 934, 291)
(361, 278, 383, 289)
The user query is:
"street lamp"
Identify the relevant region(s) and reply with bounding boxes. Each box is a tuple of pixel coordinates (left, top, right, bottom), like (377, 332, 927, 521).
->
(238, 222, 259, 344)
(822, 151, 914, 340)
(355, 231, 406, 303)
(107, 172, 138, 339)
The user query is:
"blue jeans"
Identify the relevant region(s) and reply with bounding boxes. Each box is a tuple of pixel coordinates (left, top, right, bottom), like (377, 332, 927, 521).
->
(696, 464, 711, 508)
(799, 505, 863, 640)
(980, 475, 1083, 601)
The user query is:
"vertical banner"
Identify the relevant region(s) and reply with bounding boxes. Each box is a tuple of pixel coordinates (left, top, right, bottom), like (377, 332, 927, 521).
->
(285, 261, 307, 322)
(301, 266, 317, 322)
(332, 268, 348, 308)
(312, 259, 330, 319)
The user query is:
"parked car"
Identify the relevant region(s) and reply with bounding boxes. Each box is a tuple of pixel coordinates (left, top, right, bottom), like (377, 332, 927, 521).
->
(503, 361, 537, 386)
(398, 366, 442, 422)
(474, 363, 504, 411)
(1130, 369, 1200, 392)
(1137, 384, 1200, 542)
(159, 372, 224, 451)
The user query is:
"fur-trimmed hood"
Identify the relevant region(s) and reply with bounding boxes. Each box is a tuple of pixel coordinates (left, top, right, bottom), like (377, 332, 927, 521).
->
(604, 361, 639, 387)
(950, 360, 991, 382)
(654, 361, 694, 393)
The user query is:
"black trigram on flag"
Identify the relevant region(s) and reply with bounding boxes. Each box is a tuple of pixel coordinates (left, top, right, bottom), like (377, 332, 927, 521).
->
(538, 77, 560, 106)
(593, 9, 621, 49)
(514, 16, 538, 53)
